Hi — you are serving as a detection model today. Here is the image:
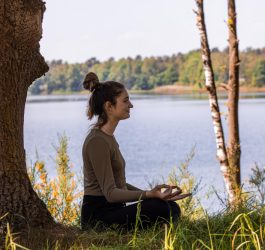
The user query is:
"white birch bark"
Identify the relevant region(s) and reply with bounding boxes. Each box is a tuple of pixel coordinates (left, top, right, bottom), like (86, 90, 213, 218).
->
(194, 0, 237, 204)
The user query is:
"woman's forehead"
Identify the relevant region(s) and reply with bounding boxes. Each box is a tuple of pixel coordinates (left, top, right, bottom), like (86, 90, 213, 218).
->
(119, 89, 129, 98)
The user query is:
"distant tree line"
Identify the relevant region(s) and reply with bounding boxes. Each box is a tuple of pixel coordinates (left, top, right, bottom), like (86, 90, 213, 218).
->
(29, 47, 265, 94)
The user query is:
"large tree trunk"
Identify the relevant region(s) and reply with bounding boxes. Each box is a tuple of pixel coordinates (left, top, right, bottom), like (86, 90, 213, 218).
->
(0, 0, 55, 229)
(227, 0, 241, 190)
(195, 0, 239, 206)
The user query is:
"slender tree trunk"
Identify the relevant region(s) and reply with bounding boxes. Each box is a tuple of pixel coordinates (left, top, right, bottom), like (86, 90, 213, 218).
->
(227, 0, 241, 189)
(0, 0, 55, 229)
(195, 0, 238, 206)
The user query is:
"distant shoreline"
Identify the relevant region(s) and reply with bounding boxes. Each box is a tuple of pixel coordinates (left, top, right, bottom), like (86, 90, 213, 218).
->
(26, 85, 265, 103)
(141, 85, 265, 95)
(28, 84, 265, 97)
(27, 85, 265, 103)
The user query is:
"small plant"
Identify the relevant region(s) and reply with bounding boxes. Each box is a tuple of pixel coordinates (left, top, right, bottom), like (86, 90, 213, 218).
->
(168, 147, 201, 218)
(4, 223, 29, 250)
(128, 200, 142, 248)
(229, 211, 264, 250)
(249, 163, 265, 207)
(28, 157, 53, 206)
(164, 219, 177, 250)
(27, 134, 82, 226)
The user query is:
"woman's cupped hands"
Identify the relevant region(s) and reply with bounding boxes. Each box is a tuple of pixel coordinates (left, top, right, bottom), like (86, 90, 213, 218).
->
(146, 184, 192, 201)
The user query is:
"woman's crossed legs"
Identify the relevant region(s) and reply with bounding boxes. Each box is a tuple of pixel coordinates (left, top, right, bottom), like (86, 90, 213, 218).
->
(91, 198, 181, 230)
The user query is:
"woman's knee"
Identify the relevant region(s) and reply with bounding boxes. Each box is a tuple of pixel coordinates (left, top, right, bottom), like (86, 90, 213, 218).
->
(168, 201, 181, 220)
(141, 198, 171, 218)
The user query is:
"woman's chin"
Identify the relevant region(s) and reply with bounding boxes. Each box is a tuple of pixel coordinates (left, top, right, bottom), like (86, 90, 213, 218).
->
(122, 113, 130, 120)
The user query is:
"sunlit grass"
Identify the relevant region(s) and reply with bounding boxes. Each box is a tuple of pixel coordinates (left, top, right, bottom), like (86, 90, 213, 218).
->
(3, 209, 264, 249)
(2, 203, 265, 249)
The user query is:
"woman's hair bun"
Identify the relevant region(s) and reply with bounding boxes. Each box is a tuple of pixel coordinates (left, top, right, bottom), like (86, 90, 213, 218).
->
(83, 72, 100, 91)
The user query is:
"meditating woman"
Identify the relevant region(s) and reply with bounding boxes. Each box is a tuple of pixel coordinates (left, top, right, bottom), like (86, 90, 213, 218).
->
(81, 72, 191, 230)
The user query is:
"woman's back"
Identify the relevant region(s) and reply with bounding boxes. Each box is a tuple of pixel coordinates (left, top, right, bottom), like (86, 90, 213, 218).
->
(83, 128, 127, 199)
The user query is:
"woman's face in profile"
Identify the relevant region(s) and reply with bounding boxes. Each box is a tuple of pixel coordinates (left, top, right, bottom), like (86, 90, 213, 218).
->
(111, 89, 133, 121)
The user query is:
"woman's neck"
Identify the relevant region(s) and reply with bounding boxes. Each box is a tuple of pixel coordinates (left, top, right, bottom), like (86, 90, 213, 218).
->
(100, 120, 118, 136)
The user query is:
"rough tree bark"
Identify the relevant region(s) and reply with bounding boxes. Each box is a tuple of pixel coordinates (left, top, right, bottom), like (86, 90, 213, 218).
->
(0, 0, 55, 228)
(194, 0, 239, 206)
(227, 0, 241, 188)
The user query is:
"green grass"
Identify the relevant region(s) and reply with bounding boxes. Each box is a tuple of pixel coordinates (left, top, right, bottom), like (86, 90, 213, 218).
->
(2, 207, 265, 250)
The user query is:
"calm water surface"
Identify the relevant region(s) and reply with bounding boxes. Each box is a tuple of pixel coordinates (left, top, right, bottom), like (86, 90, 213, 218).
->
(24, 94, 265, 210)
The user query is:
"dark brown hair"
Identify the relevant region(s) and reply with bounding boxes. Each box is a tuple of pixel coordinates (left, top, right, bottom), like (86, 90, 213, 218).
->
(83, 72, 125, 128)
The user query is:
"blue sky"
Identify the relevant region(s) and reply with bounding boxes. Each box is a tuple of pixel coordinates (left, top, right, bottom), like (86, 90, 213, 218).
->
(40, 0, 265, 63)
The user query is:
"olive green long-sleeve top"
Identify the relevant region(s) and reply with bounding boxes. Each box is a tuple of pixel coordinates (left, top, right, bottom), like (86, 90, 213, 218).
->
(82, 128, 147, 203)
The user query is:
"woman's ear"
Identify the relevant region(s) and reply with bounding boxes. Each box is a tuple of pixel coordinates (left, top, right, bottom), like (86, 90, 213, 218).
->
(104, 101, 113, 113)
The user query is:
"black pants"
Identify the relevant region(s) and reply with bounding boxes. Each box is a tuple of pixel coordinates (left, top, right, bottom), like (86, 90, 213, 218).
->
(81, 195, 181, 230)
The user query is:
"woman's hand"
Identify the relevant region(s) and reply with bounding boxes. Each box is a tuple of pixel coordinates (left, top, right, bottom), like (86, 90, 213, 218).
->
(146, 184, 174, 199)
(167, 192, 192, 201)
(146, 184, 182, 199)
(146, 184, 191, 201)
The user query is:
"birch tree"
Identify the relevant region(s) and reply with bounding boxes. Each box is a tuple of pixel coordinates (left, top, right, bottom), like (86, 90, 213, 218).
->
(227, 0, 241, 187)
(194, 0, 241, 207)
(0, 0, 55, 229)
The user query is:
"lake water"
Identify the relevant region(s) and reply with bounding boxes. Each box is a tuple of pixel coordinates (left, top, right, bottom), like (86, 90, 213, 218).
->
(24, 93, 265, 211)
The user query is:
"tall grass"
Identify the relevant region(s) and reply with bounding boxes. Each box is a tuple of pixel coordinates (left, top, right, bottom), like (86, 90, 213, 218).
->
(27, 134, 82, 226)
(168, 147, 202, 219)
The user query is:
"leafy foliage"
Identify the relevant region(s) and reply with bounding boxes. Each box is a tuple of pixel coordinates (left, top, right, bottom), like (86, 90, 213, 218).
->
(29, 47, 265, 94)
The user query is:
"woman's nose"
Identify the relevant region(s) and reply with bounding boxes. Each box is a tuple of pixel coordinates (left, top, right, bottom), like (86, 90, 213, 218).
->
(129, 101, 133, 108)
